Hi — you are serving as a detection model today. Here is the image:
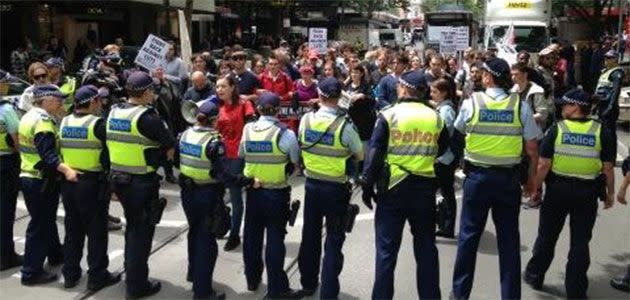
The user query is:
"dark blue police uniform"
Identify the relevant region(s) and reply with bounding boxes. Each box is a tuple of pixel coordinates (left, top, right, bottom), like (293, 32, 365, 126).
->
(361, 72, 449, 299)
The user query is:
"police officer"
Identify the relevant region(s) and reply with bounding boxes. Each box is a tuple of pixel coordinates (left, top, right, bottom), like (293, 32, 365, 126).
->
(296, 78, 364, 299)
(59, 85, 122, 290)
(594, 50, 624, 140)
(523, 89, 616, 298)
(451, 58, 542, 299)
(0, 90, 22, 271)
(360, 71, 449, 299)
(239, 92, 302, 299)
(179, 100, 252, 299)
(19, 85, 77, 285)
(107, 71, 175, 298)
(45, 57, 76, 111)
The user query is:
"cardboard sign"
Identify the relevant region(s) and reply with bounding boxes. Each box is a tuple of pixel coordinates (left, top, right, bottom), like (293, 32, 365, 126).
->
(134, 34, 169, 71)
(309, 28, 328, 54)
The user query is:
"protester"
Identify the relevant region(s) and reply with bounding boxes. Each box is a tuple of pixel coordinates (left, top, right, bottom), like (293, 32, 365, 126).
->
(259, 54, 294, 102)
(19, 62, 50, 113)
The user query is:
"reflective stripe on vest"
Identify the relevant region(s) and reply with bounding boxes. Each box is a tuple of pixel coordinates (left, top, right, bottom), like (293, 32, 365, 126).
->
(243, 123, 289, 189)
(299, 112, 351, 183)
(60, 114, 103, 172)
(179, 128, 217, 184)
(552, 120, 602, 180)
(382, 102, 442, 189)
(18, 108, 58, 178)
(106, 105, 159, 174)
(465, 92, 523, 167)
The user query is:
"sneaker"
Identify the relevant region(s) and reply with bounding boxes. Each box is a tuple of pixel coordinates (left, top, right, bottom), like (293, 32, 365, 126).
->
(64, 277, 79, 289)
(435, 229, 455, 239)
(265, 288, 303, 299)
(223, 236, 241, 251)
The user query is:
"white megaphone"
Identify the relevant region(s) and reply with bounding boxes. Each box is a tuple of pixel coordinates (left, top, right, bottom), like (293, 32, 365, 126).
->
(181, 99, 206, 124)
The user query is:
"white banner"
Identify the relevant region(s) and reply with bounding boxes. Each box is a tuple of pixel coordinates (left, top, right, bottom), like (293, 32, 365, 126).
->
(427, 26, 469, 54)
(134, 34, 169, 71)
(309, 28, 328, 54)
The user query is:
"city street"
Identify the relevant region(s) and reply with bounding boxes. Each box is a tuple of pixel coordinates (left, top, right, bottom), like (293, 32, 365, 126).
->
(1, 135, 628, 300)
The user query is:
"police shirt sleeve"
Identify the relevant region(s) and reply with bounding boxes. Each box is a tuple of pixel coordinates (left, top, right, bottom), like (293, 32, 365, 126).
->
(454, 98, 472, 134)
(137, 109, 177, 148)
(3, 106, 20, 134)
(342, 121, 364, 156)
(520, 101, 543, 141)
(539, 123, 558, 159)
(278, 129, 300, 164)
(599, 124, 617, 163)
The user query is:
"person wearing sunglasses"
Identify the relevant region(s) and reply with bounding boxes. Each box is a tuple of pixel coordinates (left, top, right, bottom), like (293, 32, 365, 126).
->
(230, 51, 261, 103)
(18, 62, 51, 114)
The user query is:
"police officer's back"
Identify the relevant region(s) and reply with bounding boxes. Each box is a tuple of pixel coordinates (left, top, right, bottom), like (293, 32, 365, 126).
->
(239, 92, 302, 299)
(58, 85, 121, 290)
(524, 89, 616, 298)
(451, 58, 542, 300)
(296, 78, 364, 299)
(106, 71, 175, 298)
(360, 71, 449, 299)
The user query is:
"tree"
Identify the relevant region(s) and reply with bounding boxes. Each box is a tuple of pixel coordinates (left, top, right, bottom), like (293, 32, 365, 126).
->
(552, 0, 615, 36)
(347, 0, 411, 19)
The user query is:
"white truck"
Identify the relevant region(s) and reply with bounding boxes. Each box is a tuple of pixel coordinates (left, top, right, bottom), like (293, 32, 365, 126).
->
(483, 0, 552, 63)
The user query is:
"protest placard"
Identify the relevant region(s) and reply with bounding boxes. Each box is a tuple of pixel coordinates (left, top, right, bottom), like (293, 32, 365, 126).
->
(134, 34, 169, 71)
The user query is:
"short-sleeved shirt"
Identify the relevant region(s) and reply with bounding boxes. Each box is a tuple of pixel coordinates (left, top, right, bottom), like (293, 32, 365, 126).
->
(0, 102, 20, 135)
(454, 88, 543, 141)
(216, 98, 256, 159)
(539, 118, 616, 163)
(231, 70, 261, 95)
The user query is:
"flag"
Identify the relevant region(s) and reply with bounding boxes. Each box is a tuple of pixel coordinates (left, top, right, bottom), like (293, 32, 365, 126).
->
(178, 10, 192, 73)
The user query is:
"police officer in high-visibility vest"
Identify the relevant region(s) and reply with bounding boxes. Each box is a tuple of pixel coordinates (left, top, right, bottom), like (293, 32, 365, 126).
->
(59, 85, 121, 290)
(360, 71, 449, 299)
(19, 85, 79, 285)
(297, 78, 364, 299)
(178, 100, 252, 300)
(0, 92, 22, 271)
(451, 58, 542, 300)
(523, 89, 616, 298)
(107, 71, 175, 298)
(239, 92, 302, 299)
(594, 50, 624, 140)
(45, 57, 76, 111)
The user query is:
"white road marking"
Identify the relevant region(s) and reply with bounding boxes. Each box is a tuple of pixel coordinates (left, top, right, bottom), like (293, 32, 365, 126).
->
(159, 189, 180, 197)
(16, 201, 65, 217)
(118, 217, 187, 228)
(12, 237, 25, 243)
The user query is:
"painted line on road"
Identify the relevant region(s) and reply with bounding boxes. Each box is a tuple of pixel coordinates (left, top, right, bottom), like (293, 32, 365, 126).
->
(108, 249, 124, 260)
(13, 237, 25, 244)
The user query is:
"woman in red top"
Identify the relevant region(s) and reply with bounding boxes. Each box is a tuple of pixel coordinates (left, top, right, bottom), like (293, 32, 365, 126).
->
(214, 76, 256, 251)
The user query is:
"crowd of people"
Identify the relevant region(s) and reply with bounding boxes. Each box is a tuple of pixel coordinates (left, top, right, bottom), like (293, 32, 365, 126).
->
(0, 32, 629, 300)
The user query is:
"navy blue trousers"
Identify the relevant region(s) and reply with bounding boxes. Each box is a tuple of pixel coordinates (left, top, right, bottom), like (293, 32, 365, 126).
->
(227, 158, 244, 239)
(372, 175, 440, 299)
(0, 155, 20, 264)
(525, 175, 598, 299)
(114, 174, 159, 295)
(60, 174, 110, 283)
(181, 184, 221, 298)
(20, 177, 62, 280)
(298, 178, 349, 299)
(243, 187, 291, 296)
(452, 168, 521, 300)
